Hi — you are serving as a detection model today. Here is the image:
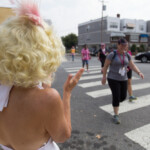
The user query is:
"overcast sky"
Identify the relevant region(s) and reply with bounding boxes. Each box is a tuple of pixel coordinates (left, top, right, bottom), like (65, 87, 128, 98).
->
(0, 0, 150, 36)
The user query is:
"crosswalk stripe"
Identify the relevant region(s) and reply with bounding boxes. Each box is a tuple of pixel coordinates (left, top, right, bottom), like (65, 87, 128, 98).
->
(65, 66, 101, 70)
(71, 70, 101, 76)
(78, 81, 103, 88)
(125, 124, 150, 150)
(65, 67, 101, 73)
(80, 73, 131, 81)
(78, 77, 139, 88)
(86, 82, 148, 98)
(80, 75, 103, 81)
(100, 94, 150, 115)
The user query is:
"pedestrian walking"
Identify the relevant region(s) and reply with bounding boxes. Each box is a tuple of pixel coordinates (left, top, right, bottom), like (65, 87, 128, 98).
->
(0, 1, 84, 150)
(81, 44, 91, 72)
(71, 46, 75, 61)
(98, 43, 109, 72)
(101, 38, 144, 124)
(126, 43, 137, 101)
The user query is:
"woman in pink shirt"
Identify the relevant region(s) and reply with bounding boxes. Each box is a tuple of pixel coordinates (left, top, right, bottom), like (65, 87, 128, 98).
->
(81, 44, 91, 72)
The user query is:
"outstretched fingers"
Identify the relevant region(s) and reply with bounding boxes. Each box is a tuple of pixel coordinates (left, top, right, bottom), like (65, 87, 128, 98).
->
(72, 68, 84, 82)
(64, 68, 84, 92)
(69, 68, 84, 88)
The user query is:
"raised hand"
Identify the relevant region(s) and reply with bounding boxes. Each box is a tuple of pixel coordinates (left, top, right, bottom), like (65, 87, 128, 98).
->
(63, 68, 84, 93)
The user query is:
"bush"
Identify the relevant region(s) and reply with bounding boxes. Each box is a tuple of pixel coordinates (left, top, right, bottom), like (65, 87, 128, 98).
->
(139, 44, 145, 52)
(131, 44, 136, 53)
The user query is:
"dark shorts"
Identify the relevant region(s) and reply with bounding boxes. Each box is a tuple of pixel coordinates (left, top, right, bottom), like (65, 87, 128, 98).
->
(107, 78, 127, 107)
(100, 58, 105, 67)
(127, 69, 132, 79)
(82, 60, 88, 66)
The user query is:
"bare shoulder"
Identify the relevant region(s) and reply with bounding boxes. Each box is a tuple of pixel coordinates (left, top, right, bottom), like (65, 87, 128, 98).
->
(11, 87, 62, 115)
(39, 88, 62, 107)
(37, 88, 63, 119)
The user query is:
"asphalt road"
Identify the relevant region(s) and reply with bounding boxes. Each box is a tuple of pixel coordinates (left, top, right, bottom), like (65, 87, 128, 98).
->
(52, 54, 150, 150)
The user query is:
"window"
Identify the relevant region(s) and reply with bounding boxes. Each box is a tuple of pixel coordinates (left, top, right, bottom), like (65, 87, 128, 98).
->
(130, 35, 139, 42)
(139, 25, 144, 31)
(110, 22, 118, 28)
(111, 37, 119, 41)
(140, 37, 148, 42)
(87, 25, 90, 32)
(86, 35, 90, 41)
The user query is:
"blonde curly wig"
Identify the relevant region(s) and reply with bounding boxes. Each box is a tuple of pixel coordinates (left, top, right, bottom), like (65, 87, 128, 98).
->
(0, 16, 65, 87)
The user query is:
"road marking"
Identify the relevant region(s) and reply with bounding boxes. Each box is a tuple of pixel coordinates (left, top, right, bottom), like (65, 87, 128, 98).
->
(100, 94, 150, 115)
(65, 67, 101, 73)
(87, 82, 148, 98)
(78, 77, 139, 88)
(78, 81, 103, 88)
(79, 75, 103, 81)
(71, 70, 101, 76)
(125, 124, 150, 150)
(65, 65, 101, 70)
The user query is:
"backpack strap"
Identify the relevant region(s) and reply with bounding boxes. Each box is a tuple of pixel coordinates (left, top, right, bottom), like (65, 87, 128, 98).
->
(112, 50, 117, 60)
(126, 52, 130, 61)
(112, 50, 130, 61)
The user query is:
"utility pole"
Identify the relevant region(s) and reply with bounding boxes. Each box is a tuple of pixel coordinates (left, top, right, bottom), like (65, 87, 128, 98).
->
(99, 0, 106, 44)
(101, 0, 104, 44)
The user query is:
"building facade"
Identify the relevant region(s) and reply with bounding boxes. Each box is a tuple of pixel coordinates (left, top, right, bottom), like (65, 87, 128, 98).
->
(78, 15, 149, 52)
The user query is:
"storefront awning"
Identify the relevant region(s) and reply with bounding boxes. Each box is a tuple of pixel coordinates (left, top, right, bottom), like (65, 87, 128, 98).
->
(110, 32, 125, 37)
(140, 34, 149, 38)
(126, 23, 135, 28)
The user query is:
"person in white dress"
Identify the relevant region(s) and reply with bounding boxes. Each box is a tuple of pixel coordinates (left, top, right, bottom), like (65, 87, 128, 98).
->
(0, 0, 84, 150)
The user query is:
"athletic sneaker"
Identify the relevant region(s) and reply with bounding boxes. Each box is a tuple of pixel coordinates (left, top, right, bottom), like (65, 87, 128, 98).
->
(87, 70, 89, 73)
(113, 115, 121, 124)
(129, 96, 137, 102)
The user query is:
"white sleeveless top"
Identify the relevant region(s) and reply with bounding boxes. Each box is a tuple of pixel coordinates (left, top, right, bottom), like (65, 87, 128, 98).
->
(0, 84, 60, 150)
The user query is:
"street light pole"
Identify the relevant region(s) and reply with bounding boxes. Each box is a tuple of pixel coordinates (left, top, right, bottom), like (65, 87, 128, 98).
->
(99, 0, 107, 44)
(100, 0, 104, 44)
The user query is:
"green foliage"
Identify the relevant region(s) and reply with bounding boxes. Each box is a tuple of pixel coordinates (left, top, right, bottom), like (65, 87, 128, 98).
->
(131, 44, 146, 53)
(131, 44, 136, 52)
(137, 47, 140, 52)
(139, 44, 145, 52)
(61, 33, 78, 51)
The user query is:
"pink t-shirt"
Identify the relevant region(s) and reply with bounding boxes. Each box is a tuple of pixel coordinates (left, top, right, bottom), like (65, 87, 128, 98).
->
(81, 48, 90, 60)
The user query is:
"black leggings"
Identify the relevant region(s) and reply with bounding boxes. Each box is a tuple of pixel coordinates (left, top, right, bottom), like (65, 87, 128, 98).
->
(108, 78, 127, 107)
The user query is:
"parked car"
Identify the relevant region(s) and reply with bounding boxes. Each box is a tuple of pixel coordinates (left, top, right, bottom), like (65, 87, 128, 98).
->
(89, 48, 98, 56)
(135, 51, 150, 63)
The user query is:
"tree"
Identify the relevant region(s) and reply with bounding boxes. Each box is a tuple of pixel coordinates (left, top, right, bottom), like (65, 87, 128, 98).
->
(61, 33, 78, 51)
(139, 44, 145, 52)
(131, 44, 136, 53)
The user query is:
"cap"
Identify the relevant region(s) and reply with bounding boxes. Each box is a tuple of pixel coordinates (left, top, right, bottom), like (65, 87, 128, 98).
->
(118, 38, 127, 45)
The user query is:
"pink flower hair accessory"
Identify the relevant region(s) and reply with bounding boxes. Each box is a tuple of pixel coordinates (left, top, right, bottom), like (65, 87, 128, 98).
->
(9, 0, 43, 28)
